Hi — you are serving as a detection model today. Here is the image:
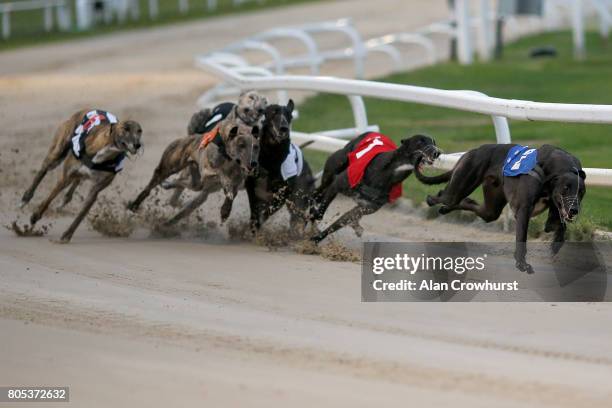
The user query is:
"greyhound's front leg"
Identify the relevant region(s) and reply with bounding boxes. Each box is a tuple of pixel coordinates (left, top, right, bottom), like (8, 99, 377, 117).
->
(545, 207, 566, 254)
(60, 174, 114, 243)
(92, 146, 122, 164)
(220, 187, 238, 224)
(513, 204, 535, 274)
(311, 175, 343, 221)
(245, 177, 261, 232)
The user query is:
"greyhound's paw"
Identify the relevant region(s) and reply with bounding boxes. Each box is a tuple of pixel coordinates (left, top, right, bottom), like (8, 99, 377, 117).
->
(309, 207, 323, 222)
(126, 201, 139, 213)
(516, 260, 535, 274)
(551, 241, 564, 255)
(30, 213, 41, 225)
(220, 210, 231, 224)
(425, 195, 437, 207)
(438, 206, 452, 215)
(58, 234, 72, 244)
(351, 222, 364, 238)
(20, 192, 33, 207)
(310, 235, 323, 244)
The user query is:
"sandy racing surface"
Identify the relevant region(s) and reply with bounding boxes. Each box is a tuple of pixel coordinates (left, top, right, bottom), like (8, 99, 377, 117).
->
(1, 0, 612, 406)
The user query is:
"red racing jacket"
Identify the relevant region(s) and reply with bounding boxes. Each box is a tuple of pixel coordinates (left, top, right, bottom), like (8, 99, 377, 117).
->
(347, 132, 402, 203)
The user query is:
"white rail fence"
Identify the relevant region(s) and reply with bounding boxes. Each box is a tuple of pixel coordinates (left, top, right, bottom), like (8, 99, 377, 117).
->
(198, 57, 612, 187)
(0, 0, 267, 39)
(0, 0, 70, 40)
(195, 17, 445, 108)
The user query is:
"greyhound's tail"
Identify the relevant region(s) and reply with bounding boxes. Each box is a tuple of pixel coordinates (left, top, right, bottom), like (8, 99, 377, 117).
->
(414, 163, 453, 185)
(187, 108, 213, 135)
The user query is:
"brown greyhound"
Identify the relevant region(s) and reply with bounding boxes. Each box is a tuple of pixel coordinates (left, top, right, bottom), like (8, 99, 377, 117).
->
(20, 109, 143, 242)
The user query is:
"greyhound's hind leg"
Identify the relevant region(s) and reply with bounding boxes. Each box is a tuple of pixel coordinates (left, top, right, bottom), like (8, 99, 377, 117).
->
(437, 178, 506, 219)
(21, 144, 70, 207)
(128, 163, 187, 212)
(456, 179, 507, 222)
(167, 187, 185, 208)
(60, 178, 82, 208)
(30, 172, 76, 225)
(311, 205, 377, 243)
(165, 189, 210, 226)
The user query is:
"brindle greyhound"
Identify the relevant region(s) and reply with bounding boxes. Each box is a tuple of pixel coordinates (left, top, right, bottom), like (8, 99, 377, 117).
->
(415, 143, 586, 273)
(245, 100, 315, 234)
(20, 109, 143, 242)
(127, 91, 267, 221)
(310, 132, 440, 243)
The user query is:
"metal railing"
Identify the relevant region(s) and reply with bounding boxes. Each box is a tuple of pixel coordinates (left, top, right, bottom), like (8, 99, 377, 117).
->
(198, 57, 612, 187)
(195, 18, 445, 108)
(0, 0, 70, 40)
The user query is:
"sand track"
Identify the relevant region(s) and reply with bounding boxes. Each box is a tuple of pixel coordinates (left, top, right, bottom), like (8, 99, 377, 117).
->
(1, 1, 611, 406)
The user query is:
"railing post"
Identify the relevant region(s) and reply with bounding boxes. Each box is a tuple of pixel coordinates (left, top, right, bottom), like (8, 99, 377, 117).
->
(348, 95, 369, 134)
(2, 6, 10, 40)
(129, 0, 140, 21)
(57, 2, 71, 31)
(179, 0, 189, 14)
(75, 0, 92, 30)
(492, 116, 511, 143)
(44, 5, 54, 32)
(455, 0, 474, 64)
(572, 0, 586, 59)
(149, 0, 159, 19)
(477, 0, 493, 61)
(207, 0, 218, 11)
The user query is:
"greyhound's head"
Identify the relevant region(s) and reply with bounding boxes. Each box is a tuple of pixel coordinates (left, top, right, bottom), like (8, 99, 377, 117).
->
(221, 122, 261, 176)
(113, 120, 143, 155)
(235, 90, 268, 126)
(263, 100, 294, 144)
(399, 134, 440, 166)
(552, 168, 586, 223)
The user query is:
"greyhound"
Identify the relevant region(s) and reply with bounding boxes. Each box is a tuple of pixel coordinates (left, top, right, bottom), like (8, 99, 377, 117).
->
(127, 91, 267, 222)
(20, 109, 143, 242)
(415, 143, 586, 274)
(310, 132, 440, 243)
(245, 100, 315, 234)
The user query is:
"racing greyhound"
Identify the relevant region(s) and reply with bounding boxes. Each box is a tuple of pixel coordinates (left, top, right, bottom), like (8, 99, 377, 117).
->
(21, 109, 143, 242)
(310, 132, 440, 243)
(415, 143, 586, 274)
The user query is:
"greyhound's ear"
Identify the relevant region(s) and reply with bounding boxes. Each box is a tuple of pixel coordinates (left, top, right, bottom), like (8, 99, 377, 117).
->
(228, 126, 239, 139)
(579, 169, 586, 179)
(287, 99, 295, 113)
(252, 126, 260, 138)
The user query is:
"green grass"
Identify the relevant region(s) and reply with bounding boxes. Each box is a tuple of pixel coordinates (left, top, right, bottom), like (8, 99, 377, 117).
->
(296, 31, 612, 231)
(0, 0, 320, 51)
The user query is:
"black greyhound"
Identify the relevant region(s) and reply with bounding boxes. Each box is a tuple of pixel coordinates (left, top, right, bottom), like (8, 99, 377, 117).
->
(310, 132, 440, 243)
(245, 100, 315, 234)
(415, 143, 586, 274)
